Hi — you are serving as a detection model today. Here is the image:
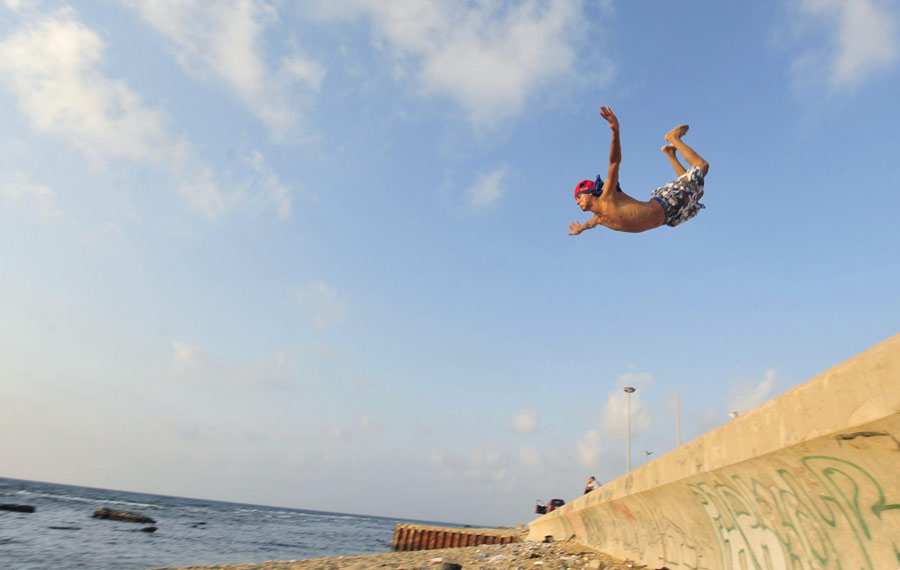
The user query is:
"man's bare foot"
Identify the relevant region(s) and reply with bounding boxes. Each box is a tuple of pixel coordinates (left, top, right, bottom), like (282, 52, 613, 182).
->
(661, 144, 677, 155)
(665, 124, 689, 142)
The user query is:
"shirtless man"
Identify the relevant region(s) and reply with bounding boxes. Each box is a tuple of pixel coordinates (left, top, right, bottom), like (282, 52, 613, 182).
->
(569, 106, 709, 235)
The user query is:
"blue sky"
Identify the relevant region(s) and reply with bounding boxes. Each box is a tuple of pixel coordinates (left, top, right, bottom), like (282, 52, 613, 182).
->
(1, 0, 898, 527)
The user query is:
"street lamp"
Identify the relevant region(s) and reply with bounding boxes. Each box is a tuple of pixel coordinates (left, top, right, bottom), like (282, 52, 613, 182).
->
(624, 386, 635, 471)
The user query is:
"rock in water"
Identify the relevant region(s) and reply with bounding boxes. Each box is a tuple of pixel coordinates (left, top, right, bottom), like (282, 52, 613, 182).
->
(0, 504, 36, 513)
(49, 526, 81, 531)
(92, 506, 156, 524)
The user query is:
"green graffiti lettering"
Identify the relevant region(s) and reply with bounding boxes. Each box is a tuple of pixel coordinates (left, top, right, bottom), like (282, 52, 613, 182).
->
(688, 456, 900, 570)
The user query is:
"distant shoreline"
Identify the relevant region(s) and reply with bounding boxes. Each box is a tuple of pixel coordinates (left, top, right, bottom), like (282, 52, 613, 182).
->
(3, 477, 482, 570)
(0, 475, 471, 529)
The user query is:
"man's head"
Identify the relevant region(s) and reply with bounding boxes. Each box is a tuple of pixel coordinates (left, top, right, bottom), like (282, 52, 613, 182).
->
(575, 177, 622, 210)
(574, 179, 601, 211)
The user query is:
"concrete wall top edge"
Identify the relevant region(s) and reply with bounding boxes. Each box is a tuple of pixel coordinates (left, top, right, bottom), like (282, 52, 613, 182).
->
(552, 331, 900, 512)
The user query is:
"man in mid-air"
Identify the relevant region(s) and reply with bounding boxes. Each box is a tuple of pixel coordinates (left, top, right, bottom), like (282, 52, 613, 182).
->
(569, 106, 710, 236)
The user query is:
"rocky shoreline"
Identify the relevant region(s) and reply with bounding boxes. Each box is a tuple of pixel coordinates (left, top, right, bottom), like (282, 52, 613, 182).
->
(153, 540, 654, 570)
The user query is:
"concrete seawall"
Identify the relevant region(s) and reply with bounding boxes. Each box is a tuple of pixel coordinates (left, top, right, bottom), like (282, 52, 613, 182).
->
(527, 333, 900, 569)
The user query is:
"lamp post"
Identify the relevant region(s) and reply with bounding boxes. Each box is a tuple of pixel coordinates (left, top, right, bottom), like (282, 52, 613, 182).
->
(624, 386, 635, 471)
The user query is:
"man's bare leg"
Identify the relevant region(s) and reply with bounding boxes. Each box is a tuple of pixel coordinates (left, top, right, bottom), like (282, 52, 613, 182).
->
(665, 124, 709, 175)
(662, 144, 687, 176)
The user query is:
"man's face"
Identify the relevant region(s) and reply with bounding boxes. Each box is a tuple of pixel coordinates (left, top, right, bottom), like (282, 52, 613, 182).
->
(576, 193, 590, 211)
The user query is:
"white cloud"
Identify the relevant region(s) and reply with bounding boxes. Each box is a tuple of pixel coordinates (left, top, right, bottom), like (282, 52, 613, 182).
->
(428, 444, 516, 489)
(0, 7, 230, 218)
(171, 340, 203, 375)
(3, 0, 37, 13)
(576, 429, 603, 466)
(356, 413, 382, 436)
(283, 54, 326, 91)
(326, 426, 347, 440)
(519, 444, 541, 467)
(0, 10, 172, 165)
(465, 446, 513, 486)
(466, 166, 509, 211)
(351, 371, 374, 389)
(327, 414, 383, 441)
(725, 368, 777, 415)
(601, 370, 654, 439)
(244, 150, 292, 220)
(169, 150, 228, 218)
(128, 0, 324, 137)
(511, 407, 539, 434)
(792, 0, 899, 89)
(311, 0, 588, 126)
(0, 6, 296, 220)
(0, 172, 60, 219)
(291, 282, 348, 331)
(81, 220, 121, 244)
(170, 341, 295, 389)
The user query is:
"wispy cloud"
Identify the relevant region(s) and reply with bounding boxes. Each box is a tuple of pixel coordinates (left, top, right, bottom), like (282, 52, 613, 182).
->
(0, 6, 229, 217)
(511, 407, 539, 435)
(327, 414, 383, 441)
(725, 368, 777, 415)
(327, 425, 348, 440)
(790, 0, 899, 90)
(461, 445, 515, 487)
(291, 282, 348, 331)
(310, 0, 590, 126)
(127, 0, 325, 138)
(243, 150, 293, 219)
(0, 172, 60, 220)
(170, 341, 295, 389)
(0, 5, 294, 220)
(576, 428, 604, 466)
(0, 9, 175, 166)
(519, 444, 541, 467)
(427, 444, 514, 489)
(466, 166, 509, 211)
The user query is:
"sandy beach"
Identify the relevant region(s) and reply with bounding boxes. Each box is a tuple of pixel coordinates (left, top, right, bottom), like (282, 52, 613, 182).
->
(154, 540, 653, 570)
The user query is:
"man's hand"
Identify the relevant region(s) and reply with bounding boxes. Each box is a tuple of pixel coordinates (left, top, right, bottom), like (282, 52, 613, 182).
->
(568, 221, 584, 235)
(600, 105, 619, 132)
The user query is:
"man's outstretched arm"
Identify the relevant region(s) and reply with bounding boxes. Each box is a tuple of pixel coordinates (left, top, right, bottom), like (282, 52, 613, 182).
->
(569, 216, 601, 235)
(599, 105, 620, 198)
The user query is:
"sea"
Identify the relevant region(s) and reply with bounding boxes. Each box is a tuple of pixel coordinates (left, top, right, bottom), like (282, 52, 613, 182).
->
(0, 477, 467, 570)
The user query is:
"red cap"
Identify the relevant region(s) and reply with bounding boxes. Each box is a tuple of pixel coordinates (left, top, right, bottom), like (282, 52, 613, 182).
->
(574, 179, 596, 198)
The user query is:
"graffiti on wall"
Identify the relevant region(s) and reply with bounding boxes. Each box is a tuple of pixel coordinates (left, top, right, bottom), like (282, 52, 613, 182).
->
(656, 514, 712, 570)
(576, 505, 658, 566)
(574, 499, 716, 570)
(688, 456, 900, 570)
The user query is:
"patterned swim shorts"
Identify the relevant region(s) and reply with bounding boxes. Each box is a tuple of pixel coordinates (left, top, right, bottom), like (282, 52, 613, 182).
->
(650, 166, 706, 227)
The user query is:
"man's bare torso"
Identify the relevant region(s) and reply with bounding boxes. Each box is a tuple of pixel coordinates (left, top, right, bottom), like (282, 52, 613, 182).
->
(595, 192, 666, 233)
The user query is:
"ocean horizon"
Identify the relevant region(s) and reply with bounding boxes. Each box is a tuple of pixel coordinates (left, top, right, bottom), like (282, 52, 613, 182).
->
(0, 476, 469, 570)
